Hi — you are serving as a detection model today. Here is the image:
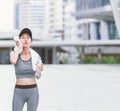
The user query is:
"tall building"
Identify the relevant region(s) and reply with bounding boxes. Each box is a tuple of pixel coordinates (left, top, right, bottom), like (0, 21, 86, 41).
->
(76, 0, 119, 40)
(14, 0, 46, 32)
(46, 0, 64, 39)
(64, 0, 78, 40)
(46, 0, 78, 40)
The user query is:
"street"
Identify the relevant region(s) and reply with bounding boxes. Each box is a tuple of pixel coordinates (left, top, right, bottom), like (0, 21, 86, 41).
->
(0, 64, 120, 111)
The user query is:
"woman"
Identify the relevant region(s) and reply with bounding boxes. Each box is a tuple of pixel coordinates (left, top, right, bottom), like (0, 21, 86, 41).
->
(10, 28, 43, 111)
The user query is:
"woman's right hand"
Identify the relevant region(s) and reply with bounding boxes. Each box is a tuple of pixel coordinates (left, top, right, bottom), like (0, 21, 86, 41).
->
(16, 40, 22, 48)
(15, 40, 23, 53)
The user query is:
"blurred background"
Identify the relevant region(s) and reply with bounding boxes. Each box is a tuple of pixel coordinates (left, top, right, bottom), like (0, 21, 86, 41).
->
(0, 0, 120, 64)
(1, 1, 120, 111)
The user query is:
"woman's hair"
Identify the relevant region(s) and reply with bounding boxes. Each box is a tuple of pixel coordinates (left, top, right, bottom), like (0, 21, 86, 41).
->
(19, 28, 32, 40)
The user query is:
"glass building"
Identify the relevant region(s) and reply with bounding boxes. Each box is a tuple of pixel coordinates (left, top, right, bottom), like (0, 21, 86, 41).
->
(76, 0, 110, 11)
(76, 0, 119, 40)
(14, 0, 45, 30)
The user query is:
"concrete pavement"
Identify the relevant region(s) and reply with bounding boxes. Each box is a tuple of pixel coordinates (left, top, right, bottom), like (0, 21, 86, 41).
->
(0, 64, 120, 111)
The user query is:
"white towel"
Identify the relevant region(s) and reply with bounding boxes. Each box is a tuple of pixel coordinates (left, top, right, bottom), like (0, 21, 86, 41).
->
(13, 36, 23, 54)
(30, 48, 42, 78)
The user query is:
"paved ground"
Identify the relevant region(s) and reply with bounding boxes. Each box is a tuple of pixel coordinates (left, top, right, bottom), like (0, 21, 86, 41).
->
(0, 64, 120, 111)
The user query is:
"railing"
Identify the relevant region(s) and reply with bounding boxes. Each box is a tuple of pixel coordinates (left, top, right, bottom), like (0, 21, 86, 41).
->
(40, 40, 120, 64)
(1, 40, 120, 64)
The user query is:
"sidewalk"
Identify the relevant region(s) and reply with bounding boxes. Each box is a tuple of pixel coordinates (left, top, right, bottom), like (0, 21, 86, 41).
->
(0, 64, 120, 111)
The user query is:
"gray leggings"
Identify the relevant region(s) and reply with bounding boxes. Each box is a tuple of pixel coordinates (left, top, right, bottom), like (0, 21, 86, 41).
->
(12, 85, 39, 111)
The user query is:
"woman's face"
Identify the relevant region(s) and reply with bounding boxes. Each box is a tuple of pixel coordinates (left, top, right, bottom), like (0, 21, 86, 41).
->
(20, 33, 32, 47)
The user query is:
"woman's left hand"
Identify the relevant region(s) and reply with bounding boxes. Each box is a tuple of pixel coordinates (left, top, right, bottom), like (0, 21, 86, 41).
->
(36, 64, 44, 71)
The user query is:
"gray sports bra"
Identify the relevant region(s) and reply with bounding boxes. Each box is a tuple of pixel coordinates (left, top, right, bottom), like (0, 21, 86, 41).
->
(14, 55, 35, 78)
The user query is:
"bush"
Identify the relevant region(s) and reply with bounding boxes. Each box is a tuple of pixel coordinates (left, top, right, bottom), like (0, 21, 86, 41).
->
(101, 56, 120, 64)
(78, 56, 120, 64)
(84, 56, 96, 64)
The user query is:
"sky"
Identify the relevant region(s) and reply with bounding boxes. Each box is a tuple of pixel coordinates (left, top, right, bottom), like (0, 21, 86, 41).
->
(0, 0, 14, 31)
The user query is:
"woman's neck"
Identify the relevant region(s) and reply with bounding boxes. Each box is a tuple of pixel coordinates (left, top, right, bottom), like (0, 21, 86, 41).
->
(21, 47, 30, 55)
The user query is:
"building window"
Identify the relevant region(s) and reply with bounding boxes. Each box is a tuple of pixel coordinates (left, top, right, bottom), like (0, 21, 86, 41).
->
(108, 21, 119, 39)
(76, 0, 110, 11)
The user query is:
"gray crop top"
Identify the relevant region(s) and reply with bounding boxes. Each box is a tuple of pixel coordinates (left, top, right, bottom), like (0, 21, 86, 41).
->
(14, 55, 35, 78)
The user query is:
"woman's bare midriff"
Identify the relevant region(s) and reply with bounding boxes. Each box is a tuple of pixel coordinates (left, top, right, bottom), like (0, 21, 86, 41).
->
(16, 78, 36, 85)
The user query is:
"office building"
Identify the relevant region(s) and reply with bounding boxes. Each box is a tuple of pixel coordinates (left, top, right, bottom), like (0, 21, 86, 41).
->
(76, 0, 119, 40)
(45, 0, 64, 39)
(63, 0, 78, 40)
(14, 0, 47, 38)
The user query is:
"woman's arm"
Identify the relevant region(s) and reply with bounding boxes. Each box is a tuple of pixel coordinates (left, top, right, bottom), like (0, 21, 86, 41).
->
(10, 41, 22, 64)
(10, 48, 20, 64)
